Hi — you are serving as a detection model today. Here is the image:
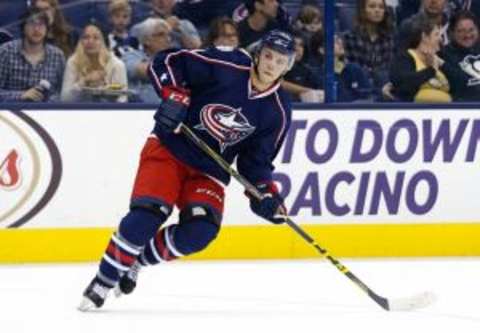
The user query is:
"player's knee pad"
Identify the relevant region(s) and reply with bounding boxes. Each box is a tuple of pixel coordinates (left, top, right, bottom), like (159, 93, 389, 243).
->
(173, 205, 220, 255)
(118, 200, 172, 246)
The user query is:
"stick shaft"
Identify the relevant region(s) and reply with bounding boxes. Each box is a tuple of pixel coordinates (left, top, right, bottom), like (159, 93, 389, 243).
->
(180, 124, 390, 310)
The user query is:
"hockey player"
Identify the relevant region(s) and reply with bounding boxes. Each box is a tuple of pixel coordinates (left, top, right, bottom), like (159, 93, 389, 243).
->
(78, 29, 295, 311)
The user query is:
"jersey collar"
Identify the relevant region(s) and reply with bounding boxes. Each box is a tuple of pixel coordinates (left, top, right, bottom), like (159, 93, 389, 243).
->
(248, 78, 281, 99)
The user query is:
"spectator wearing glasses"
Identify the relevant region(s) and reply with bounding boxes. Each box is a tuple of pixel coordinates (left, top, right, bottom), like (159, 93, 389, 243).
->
(440, 10, 480, 101)
(0, 8, 65, 102)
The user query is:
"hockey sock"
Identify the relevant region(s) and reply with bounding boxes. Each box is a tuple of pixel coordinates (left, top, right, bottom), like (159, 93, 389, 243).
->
(140, 219, 219, 265)
(97, 208, 168, 285)
(140, 225, 184, 265)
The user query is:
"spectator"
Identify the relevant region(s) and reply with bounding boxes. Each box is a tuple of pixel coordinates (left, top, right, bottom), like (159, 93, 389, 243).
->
(398, 0, 450, 46)
(440, 10, 480, 101)
(61, 24, 128, 102)
(32, 0, 77, 57)
(397, 0, 480, 24)
(314, 32, 372, 102)
(343, 0, 395, 96)
(283, 33, 323, 102)
(107, 0, 140, 58)
(122, 18, 171, 103)
(131, 0, 201, 49)
(0, 8, 65, 102)
(237, 0, 292, 48)
(390, 14, 453, 102)
(204, 16, 240, 48)
(293, 4, 322, 41)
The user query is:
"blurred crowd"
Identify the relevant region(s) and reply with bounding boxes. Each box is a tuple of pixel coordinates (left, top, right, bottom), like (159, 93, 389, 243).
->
(1, 0, 480, 104)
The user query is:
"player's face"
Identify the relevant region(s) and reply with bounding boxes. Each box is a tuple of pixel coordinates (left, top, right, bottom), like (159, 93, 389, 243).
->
(257, 47, 290, 84)
(110, 10, 131, 32)
(453, 18, 479, 49)
(364, 0, 385, 24)
(422, 0, 446, 16)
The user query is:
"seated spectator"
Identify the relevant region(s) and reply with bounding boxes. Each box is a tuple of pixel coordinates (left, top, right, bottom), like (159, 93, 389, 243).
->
(0, 29, 13, 45)
(283, 33, 323, 102)
(237, 0, 293, 48)
(440, 10, 480, 101)
(32, 0, 77, 58)
(107, 0, 140, 58)
(293, 4, 323, 62)
(61, 24, 128, 102)
(0, 8, 65, 102)
(293, 4, 322, 41)
(398, 0, 450, 47)
(397, 0, 480, 24)
(343, 0, 395, 97)
(314, 33, 372, 102)
(122, 18, 171, 103)
(131, 0, 201, 49)
(390, 14, 452, 102)
(204, 16, 240, 48)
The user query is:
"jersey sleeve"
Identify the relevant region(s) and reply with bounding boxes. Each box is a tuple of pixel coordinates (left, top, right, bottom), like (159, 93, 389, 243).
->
(148, 47, 251, 97)
(237, 93, 292, 185)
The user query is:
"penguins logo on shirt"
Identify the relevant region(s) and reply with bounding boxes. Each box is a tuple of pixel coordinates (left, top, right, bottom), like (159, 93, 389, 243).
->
(196, 104, 255, 153)
(460, 55, 480, 86)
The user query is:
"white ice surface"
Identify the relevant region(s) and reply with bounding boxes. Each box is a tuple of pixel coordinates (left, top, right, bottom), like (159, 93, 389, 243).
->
(1, 258, 479, 333)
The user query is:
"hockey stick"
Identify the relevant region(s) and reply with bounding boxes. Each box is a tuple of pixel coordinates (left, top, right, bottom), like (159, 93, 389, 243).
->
(180, 124, 436, 311)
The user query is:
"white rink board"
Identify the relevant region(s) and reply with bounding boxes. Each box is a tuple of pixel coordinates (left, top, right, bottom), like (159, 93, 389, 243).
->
(1, 108, 480, 228)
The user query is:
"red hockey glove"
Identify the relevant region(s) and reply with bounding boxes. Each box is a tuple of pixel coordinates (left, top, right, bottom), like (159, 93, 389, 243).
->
(154, 86, 191, 133)
(247, 182, 287, 224)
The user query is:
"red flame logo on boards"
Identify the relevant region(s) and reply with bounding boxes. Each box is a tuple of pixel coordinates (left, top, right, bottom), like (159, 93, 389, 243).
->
(0, 150, 21, 190)
(0, 111, 62, 228)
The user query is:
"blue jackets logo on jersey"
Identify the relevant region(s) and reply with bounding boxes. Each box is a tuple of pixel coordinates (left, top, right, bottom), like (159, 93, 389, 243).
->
(195, 104, 255, 153)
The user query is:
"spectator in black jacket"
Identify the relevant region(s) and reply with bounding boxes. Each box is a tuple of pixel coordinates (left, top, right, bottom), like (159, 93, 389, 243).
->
(440, 10, 480, 101)
(390, 13, 453, 102)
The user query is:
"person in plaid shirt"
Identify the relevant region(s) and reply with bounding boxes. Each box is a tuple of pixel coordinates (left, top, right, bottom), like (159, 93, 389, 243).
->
(343, 0, 395, 96)
(0, 8, 65, 102)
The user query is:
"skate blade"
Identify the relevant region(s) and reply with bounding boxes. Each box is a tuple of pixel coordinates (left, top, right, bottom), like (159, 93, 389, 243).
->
(77, 297, 98, 312)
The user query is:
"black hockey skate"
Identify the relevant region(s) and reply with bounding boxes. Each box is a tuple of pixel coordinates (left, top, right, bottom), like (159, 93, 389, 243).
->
(115, 261, 142, 297)
(78, 278, 111, 311)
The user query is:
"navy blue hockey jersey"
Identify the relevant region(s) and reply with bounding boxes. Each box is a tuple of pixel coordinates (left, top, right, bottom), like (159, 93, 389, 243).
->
(148, 46, 292, 186)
